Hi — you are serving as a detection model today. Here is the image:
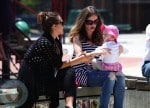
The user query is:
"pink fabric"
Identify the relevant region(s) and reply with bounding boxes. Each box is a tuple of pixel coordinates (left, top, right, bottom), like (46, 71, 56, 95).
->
(100, 24, 106, 32)
(101, 25, 119, 40)
(101, 62, 122, 72)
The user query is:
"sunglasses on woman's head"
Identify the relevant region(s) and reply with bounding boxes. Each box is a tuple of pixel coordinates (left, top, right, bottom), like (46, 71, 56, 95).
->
(85, 19, 99, 25)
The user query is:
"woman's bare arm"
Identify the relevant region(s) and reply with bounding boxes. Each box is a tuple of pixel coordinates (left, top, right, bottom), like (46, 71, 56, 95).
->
(61, 53, 92, 69)
(61, 36, 93, 69)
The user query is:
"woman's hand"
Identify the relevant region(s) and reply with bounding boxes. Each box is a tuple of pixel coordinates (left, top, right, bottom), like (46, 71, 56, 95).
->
(79, 52, 93, 64)
(84, 53, 94, 64)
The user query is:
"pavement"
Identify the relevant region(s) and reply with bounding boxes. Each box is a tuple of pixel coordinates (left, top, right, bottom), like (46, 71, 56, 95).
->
(115, 33, 146, 77)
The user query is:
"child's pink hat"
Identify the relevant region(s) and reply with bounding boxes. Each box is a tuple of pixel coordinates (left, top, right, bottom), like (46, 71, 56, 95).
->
(101, 24, 119, 40)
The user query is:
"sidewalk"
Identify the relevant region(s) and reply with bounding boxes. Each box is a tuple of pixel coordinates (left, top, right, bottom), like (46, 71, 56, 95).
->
(118, 33, 146, 77)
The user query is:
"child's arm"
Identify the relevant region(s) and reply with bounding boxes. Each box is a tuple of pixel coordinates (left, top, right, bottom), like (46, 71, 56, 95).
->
(119, 45, 123, 55)
(119, 45, 128, 55)
(91, 46, 111, 56)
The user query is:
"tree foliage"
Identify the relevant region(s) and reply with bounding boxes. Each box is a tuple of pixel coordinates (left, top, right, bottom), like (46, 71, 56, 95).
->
(20, 0, 40, 11)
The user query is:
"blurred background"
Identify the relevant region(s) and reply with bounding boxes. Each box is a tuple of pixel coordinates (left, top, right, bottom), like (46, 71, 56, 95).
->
(10, 0, 149, 44)
(15, 0, 150, 32)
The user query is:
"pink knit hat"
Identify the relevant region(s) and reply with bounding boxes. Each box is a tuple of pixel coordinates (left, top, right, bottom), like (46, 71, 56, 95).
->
(101, 24, 119, 40)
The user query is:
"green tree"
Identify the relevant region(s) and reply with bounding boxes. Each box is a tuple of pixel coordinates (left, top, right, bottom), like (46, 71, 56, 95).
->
(20, 0, 40, 13)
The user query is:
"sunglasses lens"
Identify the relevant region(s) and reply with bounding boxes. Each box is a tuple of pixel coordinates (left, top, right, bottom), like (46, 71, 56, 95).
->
(85, 20, 93, 25)
(85, 19, 99, 25)
(94, 19, 99, 24)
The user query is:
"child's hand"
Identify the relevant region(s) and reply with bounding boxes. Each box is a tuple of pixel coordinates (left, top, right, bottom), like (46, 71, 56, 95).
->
(92, 48, 111, 56)
(101, 48, 111, 55)
(119, 45, 123, 55)
(119, 45, 128, 55)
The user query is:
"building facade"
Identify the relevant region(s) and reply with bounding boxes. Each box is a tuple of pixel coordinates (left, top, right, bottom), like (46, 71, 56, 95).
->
(66, 0, 150, 32)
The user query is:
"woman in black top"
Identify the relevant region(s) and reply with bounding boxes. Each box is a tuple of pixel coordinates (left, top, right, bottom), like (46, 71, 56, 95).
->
(18, 11, 93, 108)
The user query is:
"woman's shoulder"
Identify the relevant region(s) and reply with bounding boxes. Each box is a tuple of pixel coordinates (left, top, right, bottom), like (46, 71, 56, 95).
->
(36, 36, 53, 45)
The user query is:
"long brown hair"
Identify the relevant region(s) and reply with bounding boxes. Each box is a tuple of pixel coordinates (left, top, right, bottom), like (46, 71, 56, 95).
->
(69, 6, 104, 46)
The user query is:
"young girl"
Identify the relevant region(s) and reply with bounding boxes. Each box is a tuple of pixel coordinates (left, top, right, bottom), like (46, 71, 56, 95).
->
(92, 24, 128, 74)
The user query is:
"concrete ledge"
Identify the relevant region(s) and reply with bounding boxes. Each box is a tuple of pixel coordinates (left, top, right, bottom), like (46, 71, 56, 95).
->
(125, 78, 137, 89)
(1, 76, 150, 108)
(125, 76, 150, 91)
(136, 80, 150, 91)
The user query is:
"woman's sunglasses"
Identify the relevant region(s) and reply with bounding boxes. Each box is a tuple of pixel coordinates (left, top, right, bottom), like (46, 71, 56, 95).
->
(85, 19, 99, 25)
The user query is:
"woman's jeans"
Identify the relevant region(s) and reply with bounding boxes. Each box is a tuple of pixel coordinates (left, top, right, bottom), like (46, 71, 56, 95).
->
(87, 71, 125, 108)
(142, 61, 150, 78)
